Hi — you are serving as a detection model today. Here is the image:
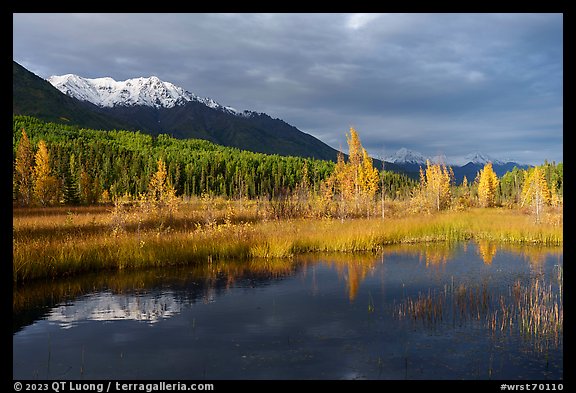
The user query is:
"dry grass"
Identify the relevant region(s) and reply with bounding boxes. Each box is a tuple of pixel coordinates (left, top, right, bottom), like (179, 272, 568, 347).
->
(395, 272, 563, 353)
(13, 201, 562, 282)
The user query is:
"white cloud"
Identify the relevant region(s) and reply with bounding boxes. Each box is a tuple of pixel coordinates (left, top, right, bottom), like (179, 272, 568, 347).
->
(346, 13, 381, 30)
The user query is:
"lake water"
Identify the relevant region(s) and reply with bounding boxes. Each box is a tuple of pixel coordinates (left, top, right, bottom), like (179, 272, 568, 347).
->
(13, 242, 562, 380)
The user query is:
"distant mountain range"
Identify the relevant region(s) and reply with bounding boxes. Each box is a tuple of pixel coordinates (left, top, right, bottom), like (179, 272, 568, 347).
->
(13, 61, 529, 182)
(384, 147, 528, 183)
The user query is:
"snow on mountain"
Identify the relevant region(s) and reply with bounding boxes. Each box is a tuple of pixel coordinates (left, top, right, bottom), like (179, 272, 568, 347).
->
(385, 148, 428, 165)
(430, 153, 448, 164)
(47, 74, 252, 116)
(46, 292, 182, 328)
(456, 151, 505, 166)
(386, 148, 514, 167)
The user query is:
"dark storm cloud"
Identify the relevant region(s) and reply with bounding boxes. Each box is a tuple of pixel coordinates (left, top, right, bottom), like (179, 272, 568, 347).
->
(13, 13, 562, 165)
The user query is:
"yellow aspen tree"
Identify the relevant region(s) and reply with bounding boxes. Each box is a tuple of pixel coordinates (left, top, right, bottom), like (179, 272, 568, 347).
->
(148, 158, 169, 201)
(359, 148, 380, 199)
(346, 127, 363, 168)
(33, 140, 59, 206)
(550, 186, 561, 207)
(322, 127, 380, 217)
(346, 127, 363, 202)
(423, 160, 452, 211)
(101, 189, 111, 204)
(333, 150, 354, 200)
(148, 158, 177, 216)
(477, 162, 500, 207)
(521, 166, 551, 223)
(14, 129, 34, 206)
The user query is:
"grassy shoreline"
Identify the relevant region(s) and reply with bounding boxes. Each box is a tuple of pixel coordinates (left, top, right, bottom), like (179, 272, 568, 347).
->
(13, 204, 562, 283)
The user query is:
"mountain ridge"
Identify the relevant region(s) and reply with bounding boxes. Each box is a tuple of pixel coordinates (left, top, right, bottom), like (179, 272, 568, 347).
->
(13, 61, 342, 162)
(48, 73, 249, 116)
(12, 61, 135, 131)
(13, 61, 530, 182)
(386, 146, 519, 167)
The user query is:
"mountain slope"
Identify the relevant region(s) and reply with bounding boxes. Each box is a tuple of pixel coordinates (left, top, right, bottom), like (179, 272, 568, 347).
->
(42, 70, 342, 161)
(47, 73, 239, 112)
(12, 62, 134, 131)
(14, 62, 343, 161)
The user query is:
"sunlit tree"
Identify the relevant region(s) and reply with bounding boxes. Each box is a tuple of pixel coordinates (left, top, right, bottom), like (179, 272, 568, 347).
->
(14, 128, 34, 206)
(148, 158, 178, 217)
(521, 166, 551, 223)
(359, 148, 380, 200)
(419, 160, 452, 211)
(323, 127, 380, 217)
(33, 140, 59, 206)
(477, 162, 500, 207)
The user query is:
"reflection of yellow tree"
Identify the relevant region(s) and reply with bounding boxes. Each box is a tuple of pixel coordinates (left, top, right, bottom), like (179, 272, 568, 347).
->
(417, 243, 456, 267)
(422, 248, 448, 266)
(477, 241, 498, 265)
(347, 264, 362, 301)
(321, 255, 381, 301)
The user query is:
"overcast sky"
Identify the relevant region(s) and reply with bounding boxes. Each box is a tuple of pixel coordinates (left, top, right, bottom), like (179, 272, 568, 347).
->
(13, 13, 562, 165)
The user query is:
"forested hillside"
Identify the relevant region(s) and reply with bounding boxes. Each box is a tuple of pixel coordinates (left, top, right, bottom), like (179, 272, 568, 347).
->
(13, 115, 561, 216)
(13, 116, 340, 202)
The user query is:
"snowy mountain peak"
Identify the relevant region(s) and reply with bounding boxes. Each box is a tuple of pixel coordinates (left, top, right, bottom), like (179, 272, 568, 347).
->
(385, 148, 428, 164)
(47, 74, 245, 114)
(462, 151, 504, 166)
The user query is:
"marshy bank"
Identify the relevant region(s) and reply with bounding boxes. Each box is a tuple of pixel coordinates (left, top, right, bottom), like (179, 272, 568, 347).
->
(13, 201, 562, 283)
(13, 242, 562, 379)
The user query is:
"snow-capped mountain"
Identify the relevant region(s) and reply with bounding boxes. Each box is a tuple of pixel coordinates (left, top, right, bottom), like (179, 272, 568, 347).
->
(382, 147, 526, 184)
(47, 74, 250, 116)
(47, 292, 183, 328)
(386, 147, 510, 167)
(455, 151, 505, 166)
(10, 62, 340, 161)
(385, 148, 428, 164)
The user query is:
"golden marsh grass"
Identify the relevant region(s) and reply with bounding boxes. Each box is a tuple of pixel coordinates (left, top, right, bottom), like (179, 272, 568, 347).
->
(13, 202, 562, 282)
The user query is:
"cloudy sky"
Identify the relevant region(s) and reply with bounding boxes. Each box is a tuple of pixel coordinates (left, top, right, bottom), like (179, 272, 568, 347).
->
(13, 13, 562, 165)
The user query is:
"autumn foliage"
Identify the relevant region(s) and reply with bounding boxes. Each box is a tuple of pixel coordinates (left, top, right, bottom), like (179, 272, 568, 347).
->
(477, 162, 499, 207)
(322, 127, 380, 218)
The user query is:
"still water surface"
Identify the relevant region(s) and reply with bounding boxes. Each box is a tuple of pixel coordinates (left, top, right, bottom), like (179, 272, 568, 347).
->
(13, 242, 562, 380)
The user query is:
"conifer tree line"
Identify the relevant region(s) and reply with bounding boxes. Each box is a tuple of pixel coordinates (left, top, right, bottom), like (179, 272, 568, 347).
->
(12, 116, 340, 205)
(13, 116, 562, 216)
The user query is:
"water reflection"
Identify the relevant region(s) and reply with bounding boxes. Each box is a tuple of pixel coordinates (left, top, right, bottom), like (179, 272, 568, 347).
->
(394, 272, 563, 353)
(14, 259, 297, 333)
(47, 292, 183, 328)
(477, 240, 498, 265)
(13, 242, 563, 380)
(14, 242, 563, 331)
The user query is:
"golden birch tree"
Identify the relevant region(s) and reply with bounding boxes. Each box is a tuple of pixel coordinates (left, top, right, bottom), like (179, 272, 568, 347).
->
(521, 166, 551, 223)
(323, 128, 380, 217)
(148, 158, 178, 216)
(477, 162, 500, 207)
(420, 160, 452, 211)
(33, 140, 59, 206)
(14, 129, 34, 206)
(359, 148, 380, 200)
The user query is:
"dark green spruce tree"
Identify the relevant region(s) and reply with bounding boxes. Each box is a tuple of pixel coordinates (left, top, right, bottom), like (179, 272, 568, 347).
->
(63, 153, 81, 205)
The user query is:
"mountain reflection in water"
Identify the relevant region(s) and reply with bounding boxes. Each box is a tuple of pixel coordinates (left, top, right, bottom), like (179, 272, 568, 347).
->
(13, 242, 562, 380)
